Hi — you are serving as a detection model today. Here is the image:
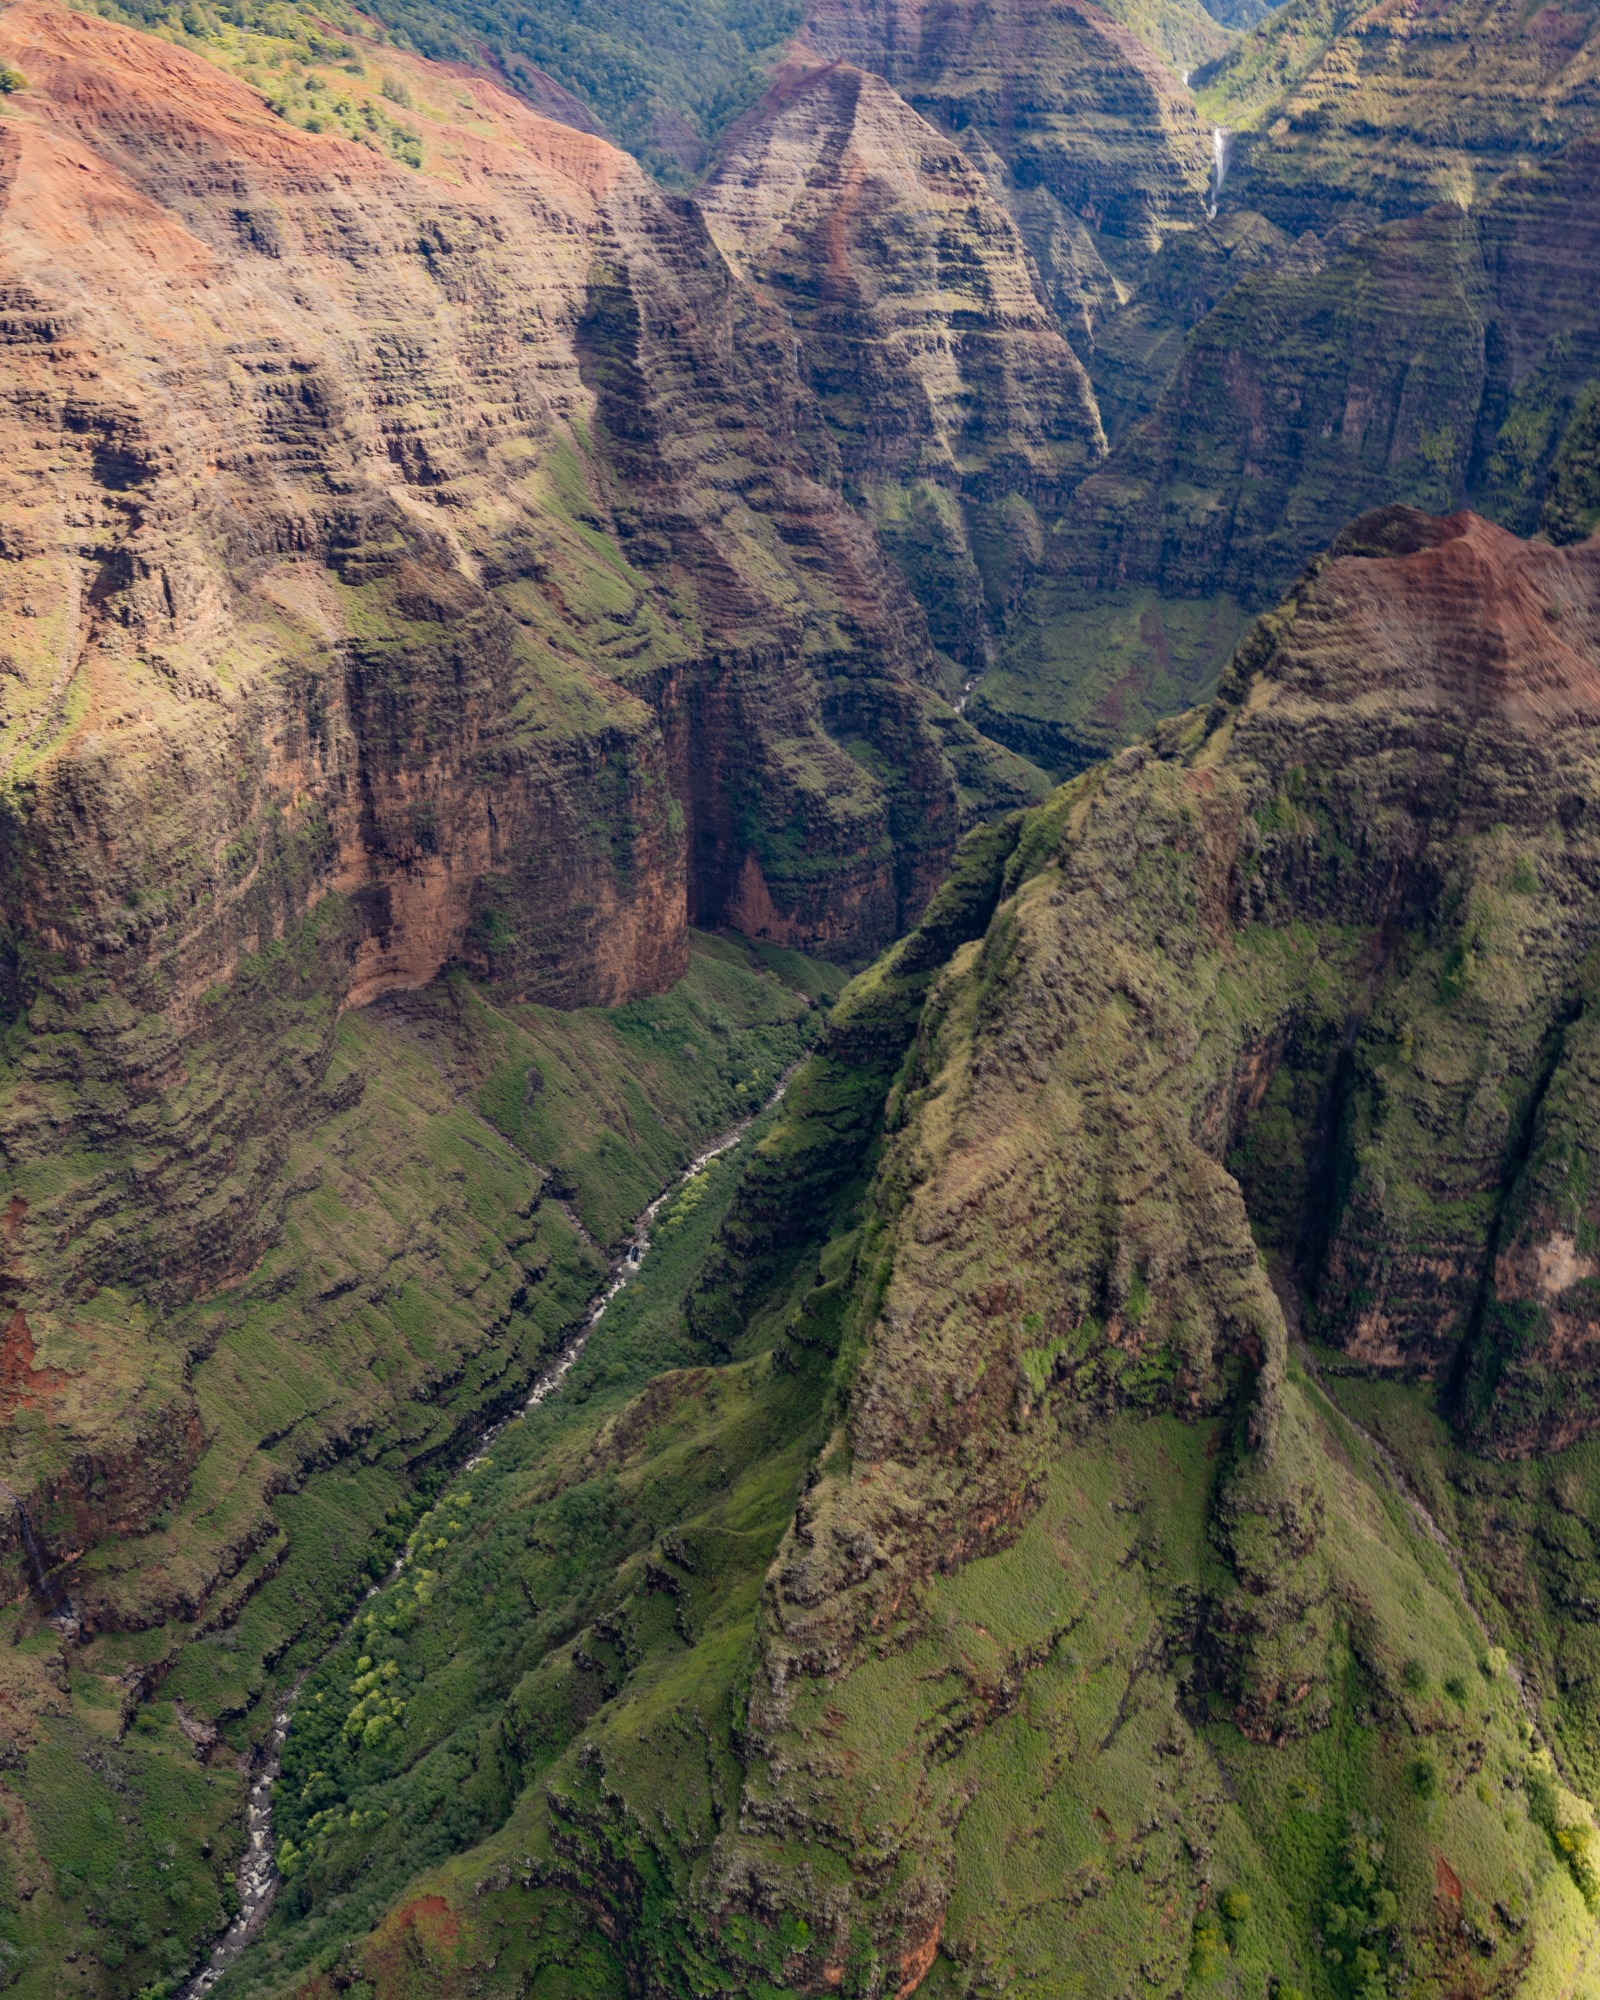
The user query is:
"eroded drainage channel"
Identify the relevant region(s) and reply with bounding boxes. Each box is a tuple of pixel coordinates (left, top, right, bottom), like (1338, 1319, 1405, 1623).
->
(178, 1092, 782, 1997)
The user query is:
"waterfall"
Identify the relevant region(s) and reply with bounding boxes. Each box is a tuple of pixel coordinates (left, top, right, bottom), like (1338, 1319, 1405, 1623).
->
(0, 1480, 70, 1620)
(1207, 126, 1231, 218)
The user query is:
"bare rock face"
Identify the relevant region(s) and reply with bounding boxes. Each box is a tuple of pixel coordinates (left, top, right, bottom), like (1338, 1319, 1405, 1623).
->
(795, 0, 1216, 320)
(699, 59, 1107, 665)
(0, 4, 963, 1568)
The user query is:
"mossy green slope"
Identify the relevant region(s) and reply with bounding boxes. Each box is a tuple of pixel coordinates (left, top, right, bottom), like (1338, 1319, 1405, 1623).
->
(0, 933, 838, 2000)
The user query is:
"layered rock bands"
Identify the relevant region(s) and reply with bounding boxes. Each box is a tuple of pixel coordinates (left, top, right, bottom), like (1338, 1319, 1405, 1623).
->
(0, 2, 978, 1576)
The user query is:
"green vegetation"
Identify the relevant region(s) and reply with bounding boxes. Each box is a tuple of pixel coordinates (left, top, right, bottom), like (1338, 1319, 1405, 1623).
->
(77, 0, 800, 177)
(1197, 0, 1600, 227)
(227, 1090, 800, 1992)
(73, 0, 429, 153)
(176, 634, 1600, 1994)
(363, 0, 801, 173)
(973, 584, 1246, 776)
(1542, 384, 1600, 546)
(1317, 1379, 1600, 1806)
(0, 931, 839, 2000)
(17, 0, 1600, 1983)
(1093, 0, 1234, 77)
(1193, 0, 1363, 130)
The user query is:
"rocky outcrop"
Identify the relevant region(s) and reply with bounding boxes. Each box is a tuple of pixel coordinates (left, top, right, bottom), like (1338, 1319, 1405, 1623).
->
(934, 0, 1600, 779)
(699, 60, 1106, 664)
(1211, 510, 1600, 1420)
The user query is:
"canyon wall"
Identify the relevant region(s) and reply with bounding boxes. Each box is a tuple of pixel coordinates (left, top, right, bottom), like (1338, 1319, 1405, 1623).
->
(793, 0, 1217, 367)
(977, 130, 1600, 773)
(265, 506, 1600, 2000)
(0, 0, 976, 1610)
(1204, 0, 1600, 233)
(699, 59, 1107, 666)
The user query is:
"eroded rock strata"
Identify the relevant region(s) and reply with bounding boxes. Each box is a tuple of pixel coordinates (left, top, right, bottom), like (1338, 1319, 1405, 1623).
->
(699, 59, 1107, 666)
(722, 508, 1600, 1968)
(11, 0, 1600, 1984)
(1202, 0, 1600, 235)
(794, 0, 1217, 333)
(982, 128, 1600, 774)
(0, 1, 988, 1634)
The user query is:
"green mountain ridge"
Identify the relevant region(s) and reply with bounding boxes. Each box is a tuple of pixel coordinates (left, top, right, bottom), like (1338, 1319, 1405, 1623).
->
(189, 505, 1600, 2000)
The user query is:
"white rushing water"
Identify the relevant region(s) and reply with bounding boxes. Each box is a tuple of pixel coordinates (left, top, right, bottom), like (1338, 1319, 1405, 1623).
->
(177, 1088, 783, 1997)
(1207, 125, 1231, 218)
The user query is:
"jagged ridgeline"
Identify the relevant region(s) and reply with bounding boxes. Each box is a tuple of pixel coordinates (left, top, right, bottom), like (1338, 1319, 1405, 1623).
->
(175, 505, 1600, 1999)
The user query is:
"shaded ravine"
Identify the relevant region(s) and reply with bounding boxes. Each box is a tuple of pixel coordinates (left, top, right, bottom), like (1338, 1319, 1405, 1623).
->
(0, 1481, 73, 1627)
(177, 1088, 785, 1998)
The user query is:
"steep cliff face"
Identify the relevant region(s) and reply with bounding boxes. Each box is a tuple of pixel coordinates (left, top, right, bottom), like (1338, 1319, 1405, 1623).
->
(686, 0, 1272, 690)
(699, 59, 1106, 665)
(981, 128, 1600, 772)
(0, 13, 648, 1033)
(795, 0, 1217, 331)
(1200, 0, 1600, 234)
(717, 507, 1600, 1984)
(1205, 508, 1600, 1438)
(245, 507, 1600, 2000)
(940, 0, 1600, 780)
(0, 0, 979, 1704)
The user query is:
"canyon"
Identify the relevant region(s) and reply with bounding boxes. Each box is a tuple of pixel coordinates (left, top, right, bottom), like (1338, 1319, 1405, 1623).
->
(4, 0, 1600, 1991)
(210, 505, 1600, 2000)
(0, 0, 1009, 1607)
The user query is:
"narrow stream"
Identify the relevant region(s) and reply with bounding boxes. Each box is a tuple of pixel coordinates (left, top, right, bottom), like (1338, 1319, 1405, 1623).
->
(177, 1091, 781, 1997)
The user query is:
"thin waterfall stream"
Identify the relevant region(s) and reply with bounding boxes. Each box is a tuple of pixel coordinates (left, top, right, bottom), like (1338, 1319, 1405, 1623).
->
(177, 1082, 785, 1997)
(1207, 125, 1231, 218)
